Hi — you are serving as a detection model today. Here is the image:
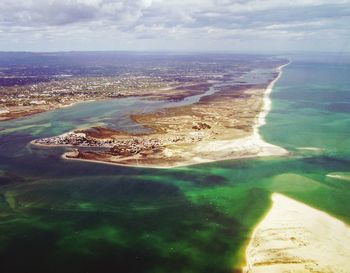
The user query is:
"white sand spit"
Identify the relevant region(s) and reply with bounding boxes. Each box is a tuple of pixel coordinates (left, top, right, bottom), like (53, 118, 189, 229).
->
(194, 134, 287, 157)
(194, 63, 290, 161)
(326, 173, 350, 182)
(243, 193, 350, 273)
(297, 147, 323, 151)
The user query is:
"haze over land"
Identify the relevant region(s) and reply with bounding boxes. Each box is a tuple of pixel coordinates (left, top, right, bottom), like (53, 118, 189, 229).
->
(0, 0, 350, 53)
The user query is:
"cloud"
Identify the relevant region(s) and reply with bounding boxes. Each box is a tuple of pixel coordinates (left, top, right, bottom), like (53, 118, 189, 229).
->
(0, 0, 349, 52)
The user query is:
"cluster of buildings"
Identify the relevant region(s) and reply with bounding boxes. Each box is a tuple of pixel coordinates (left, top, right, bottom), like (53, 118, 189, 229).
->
(34, 133, 117, 148)
(110, 138, 161, 156)
(33, 132, 162, 156)
(0, 75, 170, 110)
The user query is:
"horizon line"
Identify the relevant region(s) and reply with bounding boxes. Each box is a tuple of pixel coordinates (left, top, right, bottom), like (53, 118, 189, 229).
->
(0, 49, 349, 56)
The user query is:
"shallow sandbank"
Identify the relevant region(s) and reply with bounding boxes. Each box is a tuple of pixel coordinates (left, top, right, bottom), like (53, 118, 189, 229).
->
(243, 193, 350, 273)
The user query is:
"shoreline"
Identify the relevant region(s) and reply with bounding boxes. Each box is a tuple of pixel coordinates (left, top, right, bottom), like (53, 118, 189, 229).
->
(242, 193, 350, 273)
(60, 147, 283, 169)
(189, 62, 290, 166)
(246, 62, 291, 158)
(32, 62, 290, 169)
(253, 62, 291, 138)
(0, 82, 216, 123)
(61, 152, 173, 169)
(0, 98, 102, 122)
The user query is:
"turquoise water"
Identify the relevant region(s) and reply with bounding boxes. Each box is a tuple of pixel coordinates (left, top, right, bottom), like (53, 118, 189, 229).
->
(263, 61, 350, 157)
(0, 57, 350, 273)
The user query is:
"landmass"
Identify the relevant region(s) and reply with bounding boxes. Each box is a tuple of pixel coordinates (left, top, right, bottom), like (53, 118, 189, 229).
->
(29, 57, 289, 168)
(0, 53, 228, 121)
(0, 75, 211, 121)
(243, 193, 350, 273)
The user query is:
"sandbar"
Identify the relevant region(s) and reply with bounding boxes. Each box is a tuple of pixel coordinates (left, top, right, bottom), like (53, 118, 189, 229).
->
(243, 193, 350, 273)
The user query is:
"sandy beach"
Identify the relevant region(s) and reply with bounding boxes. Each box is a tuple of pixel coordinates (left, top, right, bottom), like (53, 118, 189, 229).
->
(243, 193, 350, 273)
(192, 61, 290, 162)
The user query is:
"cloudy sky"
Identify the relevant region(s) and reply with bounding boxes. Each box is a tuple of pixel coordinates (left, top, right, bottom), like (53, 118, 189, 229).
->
(0, 0, 349, 53)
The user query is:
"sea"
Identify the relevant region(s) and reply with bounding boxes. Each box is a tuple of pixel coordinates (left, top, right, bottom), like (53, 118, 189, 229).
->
(0, 52, 349, 273)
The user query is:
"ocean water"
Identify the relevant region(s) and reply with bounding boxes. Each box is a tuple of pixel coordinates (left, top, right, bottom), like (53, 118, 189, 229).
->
(0, 56, 350, 273)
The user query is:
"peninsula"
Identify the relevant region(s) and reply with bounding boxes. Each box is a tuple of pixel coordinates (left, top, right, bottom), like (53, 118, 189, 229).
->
(30, 57, 289, 168)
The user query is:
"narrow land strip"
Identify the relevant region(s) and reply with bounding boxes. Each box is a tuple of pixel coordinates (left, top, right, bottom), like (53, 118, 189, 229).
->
(31, 62, 289, 168)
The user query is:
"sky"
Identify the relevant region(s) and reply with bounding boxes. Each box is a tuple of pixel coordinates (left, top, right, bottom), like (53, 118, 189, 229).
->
(0, 0, 350, 53)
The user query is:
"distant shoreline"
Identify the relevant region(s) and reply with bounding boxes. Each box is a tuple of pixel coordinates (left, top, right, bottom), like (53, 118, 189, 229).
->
(254, 62, 291, 138)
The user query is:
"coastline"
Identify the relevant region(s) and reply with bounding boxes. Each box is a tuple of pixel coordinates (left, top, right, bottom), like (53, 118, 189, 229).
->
(0, 82, 215, 122)
(242, 193, 350, 273)
(32, 62, 290, 169)
(191, 62, 290, 164)
(249, 62, 291, 157)
(253, 62, 291, 137)
(61, 152, 173, 169)
(0, 99, 99, 122)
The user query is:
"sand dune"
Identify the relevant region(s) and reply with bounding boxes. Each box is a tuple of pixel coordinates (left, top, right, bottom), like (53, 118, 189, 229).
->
(243, 193, 350, 273)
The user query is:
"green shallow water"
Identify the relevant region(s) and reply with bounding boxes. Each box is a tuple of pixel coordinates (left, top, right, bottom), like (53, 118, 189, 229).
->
(1, 57, 350, 273)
